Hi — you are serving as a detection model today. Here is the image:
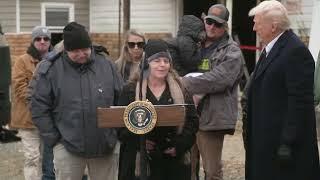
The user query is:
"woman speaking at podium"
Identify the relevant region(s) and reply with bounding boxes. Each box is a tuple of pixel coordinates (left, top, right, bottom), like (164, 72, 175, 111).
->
(117, 39, 199, 180)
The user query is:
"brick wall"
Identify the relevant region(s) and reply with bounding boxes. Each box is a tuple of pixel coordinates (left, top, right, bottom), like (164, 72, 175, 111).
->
(5, 34, 32, 66)
(5, 32, 172, 66)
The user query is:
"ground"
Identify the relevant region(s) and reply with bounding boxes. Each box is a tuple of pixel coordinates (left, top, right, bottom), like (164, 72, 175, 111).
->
(0, 122, 245, 180)
(1, 120, 319, 180)
(220, 123, 245, 180)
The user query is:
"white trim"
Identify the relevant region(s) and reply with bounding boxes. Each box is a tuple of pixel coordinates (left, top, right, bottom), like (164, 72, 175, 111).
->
(16, 0, 20, 33)
(41, 2, 74, 30)
(172, 0, 177, 35)
(226, 0, 233, 35)
(5, 32, 31, 35)
(89, 0, 92, 32)
(309, 0, 320, 61)
(174, 0, 184, 36)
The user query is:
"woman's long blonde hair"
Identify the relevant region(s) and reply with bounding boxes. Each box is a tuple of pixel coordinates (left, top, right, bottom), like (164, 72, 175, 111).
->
(115, 29, 146, 77)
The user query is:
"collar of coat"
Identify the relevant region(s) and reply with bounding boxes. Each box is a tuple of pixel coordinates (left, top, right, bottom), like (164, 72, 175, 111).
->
(135, 72, 185, 133)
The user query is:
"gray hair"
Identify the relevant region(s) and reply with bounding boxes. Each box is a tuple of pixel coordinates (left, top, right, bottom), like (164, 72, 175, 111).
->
(249, 0, 290, 31)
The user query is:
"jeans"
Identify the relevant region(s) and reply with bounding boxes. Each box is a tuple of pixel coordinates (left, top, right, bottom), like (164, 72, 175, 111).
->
(42, 144, 55, 180)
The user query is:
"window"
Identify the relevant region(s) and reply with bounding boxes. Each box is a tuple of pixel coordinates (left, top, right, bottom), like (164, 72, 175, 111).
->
(41, 3, 74, 32)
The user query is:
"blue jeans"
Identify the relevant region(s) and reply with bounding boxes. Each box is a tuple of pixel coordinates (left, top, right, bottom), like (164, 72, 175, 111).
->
(42, 144, 55, 180)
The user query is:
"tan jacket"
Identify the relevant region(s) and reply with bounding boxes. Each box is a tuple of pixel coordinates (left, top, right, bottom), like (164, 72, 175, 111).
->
(11, 54, 39, 129)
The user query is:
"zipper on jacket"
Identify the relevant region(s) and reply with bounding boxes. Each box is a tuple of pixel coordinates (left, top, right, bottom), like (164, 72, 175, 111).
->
(80, 73, 87, 156)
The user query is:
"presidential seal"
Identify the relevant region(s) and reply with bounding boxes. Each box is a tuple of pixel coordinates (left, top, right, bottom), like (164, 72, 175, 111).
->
(123, 100, 157, 134)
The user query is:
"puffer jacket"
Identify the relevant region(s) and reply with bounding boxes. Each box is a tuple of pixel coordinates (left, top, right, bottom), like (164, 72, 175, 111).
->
(11, 45, 42, 129)
(166, 15, 205, 76)
(182, 34, 243, 131)
(31, 49, 123, 157)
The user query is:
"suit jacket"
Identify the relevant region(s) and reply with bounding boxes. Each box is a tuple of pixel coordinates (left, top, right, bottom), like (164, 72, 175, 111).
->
(246, 29, 320, 180)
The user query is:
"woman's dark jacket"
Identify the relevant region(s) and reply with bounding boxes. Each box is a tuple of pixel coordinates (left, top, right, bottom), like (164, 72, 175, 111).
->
(117, 82, 198, 180)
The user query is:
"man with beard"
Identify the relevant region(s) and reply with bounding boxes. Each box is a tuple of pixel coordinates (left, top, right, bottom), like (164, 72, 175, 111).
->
(181, 4, 243, 180)
(11, 26, 51, 180)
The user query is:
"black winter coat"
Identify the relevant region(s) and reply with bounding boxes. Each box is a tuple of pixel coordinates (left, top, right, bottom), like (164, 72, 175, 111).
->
(246, 30, 320, 180)
(117, 82, 198, 180)
(166, 15, 205, 76)
(31, 49, 123, 157)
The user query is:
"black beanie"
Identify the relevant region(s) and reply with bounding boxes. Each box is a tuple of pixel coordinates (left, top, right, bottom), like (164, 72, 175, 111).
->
(144, 39, 170, 61)
(63, 22, 92, 51)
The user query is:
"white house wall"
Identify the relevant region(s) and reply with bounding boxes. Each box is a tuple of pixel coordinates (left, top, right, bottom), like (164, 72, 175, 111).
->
(285, 0, 314, 36)
(19, 0, 89, 32)
(0, 1, 16, 33)
(90, 0, 177, 34)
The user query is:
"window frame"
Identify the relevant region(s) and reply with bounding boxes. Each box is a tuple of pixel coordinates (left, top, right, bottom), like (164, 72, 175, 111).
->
(41, 2, 75, 32)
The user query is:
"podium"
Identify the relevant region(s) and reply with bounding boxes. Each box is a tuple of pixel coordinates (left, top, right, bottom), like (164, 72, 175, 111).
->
(97, 104, 186, 128)
(97, 103, 186, 180)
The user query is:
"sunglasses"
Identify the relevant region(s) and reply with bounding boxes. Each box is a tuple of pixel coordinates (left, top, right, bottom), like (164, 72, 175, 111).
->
(127, 42, 145, 49)
(34, 37, 50, 42)
(205, 18, 224, 28)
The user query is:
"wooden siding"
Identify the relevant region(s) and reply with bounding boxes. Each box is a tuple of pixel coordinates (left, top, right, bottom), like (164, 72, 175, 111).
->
(20, 0, 89, 32)
(90, 0, 177, 34)
(0, 1, 16, 33)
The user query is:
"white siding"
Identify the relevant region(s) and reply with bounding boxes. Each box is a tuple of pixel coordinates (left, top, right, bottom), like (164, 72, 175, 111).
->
(90, 0, 178, 34)
(20, 0, 89, 32)
(283, 0, 314, 36)
(0, 1, 16, 33)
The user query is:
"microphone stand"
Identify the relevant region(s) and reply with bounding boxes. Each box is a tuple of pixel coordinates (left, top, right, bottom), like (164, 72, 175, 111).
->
(138, 57, 147, 180)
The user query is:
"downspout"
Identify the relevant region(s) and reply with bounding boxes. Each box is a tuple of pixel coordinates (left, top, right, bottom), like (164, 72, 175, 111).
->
(16, 0, 20, 33)
(118, 0, 122, 57)
(226, 0, 233, 35)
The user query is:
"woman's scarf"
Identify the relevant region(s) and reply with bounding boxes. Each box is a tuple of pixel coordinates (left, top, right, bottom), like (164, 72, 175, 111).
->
(134, 72, 187, 177)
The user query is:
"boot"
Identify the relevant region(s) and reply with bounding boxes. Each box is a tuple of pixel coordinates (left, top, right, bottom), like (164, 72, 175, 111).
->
(0, 127, 21, 143)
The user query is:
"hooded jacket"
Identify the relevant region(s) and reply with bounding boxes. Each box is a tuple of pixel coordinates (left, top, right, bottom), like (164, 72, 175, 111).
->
(166, 15, 205, 76)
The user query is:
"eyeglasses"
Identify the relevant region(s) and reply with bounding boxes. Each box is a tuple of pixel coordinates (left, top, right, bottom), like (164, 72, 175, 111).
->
(127, 42, 145, 49)
(205, 18, 224, 28)
(34, 37, 50, 42)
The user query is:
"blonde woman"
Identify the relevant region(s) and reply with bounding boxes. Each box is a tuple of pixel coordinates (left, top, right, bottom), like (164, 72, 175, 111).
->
(116, 29, 146, 82)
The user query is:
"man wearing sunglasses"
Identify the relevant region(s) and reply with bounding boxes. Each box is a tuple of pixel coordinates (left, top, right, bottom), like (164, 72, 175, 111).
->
(182, 4, 243, 180)
(11, 26, 51, 180)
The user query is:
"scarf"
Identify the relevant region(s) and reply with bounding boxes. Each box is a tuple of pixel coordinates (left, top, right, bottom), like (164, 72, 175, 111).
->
(134, 72, 187, 177)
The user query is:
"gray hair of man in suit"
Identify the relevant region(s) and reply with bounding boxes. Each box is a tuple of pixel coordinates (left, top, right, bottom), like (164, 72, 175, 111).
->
(248, 0, 290, 31)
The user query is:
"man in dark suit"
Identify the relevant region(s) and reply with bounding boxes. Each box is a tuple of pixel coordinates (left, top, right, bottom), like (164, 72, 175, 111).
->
(245, 1, 320, 180)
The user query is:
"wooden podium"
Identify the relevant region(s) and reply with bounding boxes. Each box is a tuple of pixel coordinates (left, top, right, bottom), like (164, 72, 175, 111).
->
(97, 104, 186, 180)
(97, 104, 186, 128)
